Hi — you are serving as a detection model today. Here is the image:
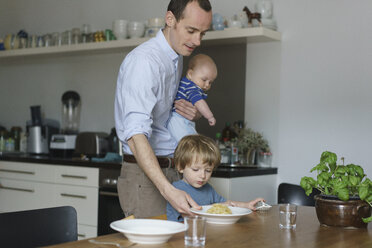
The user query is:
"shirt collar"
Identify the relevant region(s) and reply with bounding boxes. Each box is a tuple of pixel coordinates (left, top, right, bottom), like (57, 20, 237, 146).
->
(155, 29, 181, 66)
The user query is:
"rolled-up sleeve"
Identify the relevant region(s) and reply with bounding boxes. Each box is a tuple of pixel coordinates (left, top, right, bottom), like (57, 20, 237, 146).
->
(115, 52, 160, 145)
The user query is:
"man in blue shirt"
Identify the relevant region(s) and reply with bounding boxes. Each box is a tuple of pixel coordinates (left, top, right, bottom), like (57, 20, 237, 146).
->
(115, 0, 213, 218)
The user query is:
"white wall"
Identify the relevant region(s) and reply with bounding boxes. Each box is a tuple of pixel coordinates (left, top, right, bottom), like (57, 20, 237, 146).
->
(1, 0, 372, 188)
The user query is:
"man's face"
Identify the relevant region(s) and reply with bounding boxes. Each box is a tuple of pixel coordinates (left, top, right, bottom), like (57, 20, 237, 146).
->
(166, 1, 212, 56)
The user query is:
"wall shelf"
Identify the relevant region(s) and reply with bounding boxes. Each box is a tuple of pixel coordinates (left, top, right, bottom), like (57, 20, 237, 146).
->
(0, 27, 281, 59)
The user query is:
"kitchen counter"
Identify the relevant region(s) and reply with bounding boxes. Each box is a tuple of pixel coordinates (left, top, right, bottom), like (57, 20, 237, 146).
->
(0, 153, 277, 178)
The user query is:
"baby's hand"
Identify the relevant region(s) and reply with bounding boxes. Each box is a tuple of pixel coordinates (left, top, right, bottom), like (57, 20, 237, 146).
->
(208, 117, 216, 126)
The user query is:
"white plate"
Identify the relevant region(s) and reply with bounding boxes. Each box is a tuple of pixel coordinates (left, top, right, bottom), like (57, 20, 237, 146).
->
(110, 219, 186, 244)
(190, 205, 252, 224)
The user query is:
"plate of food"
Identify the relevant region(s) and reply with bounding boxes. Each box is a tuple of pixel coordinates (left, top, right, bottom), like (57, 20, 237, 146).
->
(190, 203, 252, 224)
(110, 219, 186, 244)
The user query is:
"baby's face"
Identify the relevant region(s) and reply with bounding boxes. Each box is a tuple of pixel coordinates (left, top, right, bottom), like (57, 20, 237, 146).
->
(187, 63, 217, 91)
(180, 160, 215, 188)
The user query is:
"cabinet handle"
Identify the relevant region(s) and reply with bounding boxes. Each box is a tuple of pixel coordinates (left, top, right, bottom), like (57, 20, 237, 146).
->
(78, 233, 86, 238)
(60, 193, 87, 199)
(100, 191, 119, 197)
(0, 169, 35, 175)
(61, 174, 88, 180)
(0, 185, 34, 193)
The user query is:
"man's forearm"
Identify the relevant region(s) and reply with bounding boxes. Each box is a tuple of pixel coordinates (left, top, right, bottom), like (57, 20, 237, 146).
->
(127, 134, 172, 196)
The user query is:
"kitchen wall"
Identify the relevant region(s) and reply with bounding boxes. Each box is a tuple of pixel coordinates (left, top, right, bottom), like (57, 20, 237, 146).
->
(1, 0, 372, 187)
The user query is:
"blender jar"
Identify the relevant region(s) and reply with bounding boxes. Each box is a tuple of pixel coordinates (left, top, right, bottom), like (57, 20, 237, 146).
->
(61, 91, 81, 134)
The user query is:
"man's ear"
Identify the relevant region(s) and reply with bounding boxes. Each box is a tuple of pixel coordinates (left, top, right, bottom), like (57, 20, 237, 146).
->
(165, 10, 176, 27)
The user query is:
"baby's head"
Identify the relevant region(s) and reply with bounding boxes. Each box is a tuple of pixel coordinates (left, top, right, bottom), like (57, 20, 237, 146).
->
(174, 134, 221, 188)
(186, 54, 217, 92)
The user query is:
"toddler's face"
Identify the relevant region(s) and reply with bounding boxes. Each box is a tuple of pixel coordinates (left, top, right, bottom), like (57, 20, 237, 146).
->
(187, 63, 217, 92)
(180, 159, 214, 188)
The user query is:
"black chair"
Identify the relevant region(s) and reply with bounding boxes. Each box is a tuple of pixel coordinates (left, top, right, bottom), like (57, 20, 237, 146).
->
(278, 183, 320, 206)
(0, 206, 78, 248)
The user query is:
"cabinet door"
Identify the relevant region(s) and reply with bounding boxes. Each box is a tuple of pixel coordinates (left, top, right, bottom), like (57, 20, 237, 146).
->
(0, 161, 54, 183)
(0, 178, 54, 213)
(54, 184, 98, 226)
(54, 165, 99, 187)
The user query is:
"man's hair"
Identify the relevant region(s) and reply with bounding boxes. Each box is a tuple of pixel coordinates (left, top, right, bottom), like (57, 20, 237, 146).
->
(167, 0, 212, 22)
(174, 134, 221, 171)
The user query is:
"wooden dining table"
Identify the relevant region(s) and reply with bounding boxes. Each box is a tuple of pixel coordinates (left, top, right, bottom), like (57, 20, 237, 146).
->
(45, 206, 372, 248)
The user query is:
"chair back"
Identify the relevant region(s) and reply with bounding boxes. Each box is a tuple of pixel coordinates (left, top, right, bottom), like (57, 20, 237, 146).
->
(0, 206, 78, 248)
(278, 183, 320, 206)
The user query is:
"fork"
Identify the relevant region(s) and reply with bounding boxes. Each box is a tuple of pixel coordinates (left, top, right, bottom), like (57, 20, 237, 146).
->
(88, 239, 136, 248)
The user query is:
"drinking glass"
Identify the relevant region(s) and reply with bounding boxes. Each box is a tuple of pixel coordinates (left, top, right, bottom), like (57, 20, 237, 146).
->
(184, 216, 207, 247)
(279, 204, 297, 229)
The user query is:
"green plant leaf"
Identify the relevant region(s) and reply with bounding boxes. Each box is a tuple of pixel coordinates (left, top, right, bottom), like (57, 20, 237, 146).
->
(362, 216, 372, 223)
(320, 151, 337, 172)
(300, 177, 316, 196)
(337, 188, 349, 201)
(359, 185, 369, 200)
(354, 165, 364, 177)
(335, 166, 346, 175)
(310, 162, 328, 173)
(349, 175, 358, 186)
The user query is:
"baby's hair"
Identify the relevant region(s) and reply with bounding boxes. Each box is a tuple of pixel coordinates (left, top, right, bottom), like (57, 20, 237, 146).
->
(174, 134, 221, 171)
(188, 54, 217, 72)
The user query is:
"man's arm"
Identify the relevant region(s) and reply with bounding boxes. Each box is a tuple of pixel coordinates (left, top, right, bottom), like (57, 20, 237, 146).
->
(127, 134, 201, 215)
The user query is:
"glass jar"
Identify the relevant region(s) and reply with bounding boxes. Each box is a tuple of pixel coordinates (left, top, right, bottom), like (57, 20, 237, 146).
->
(258, 152, 272, 167)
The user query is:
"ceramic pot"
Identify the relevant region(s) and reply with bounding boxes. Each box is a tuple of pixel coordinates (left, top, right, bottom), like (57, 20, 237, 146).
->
(314, 194, 371, 228)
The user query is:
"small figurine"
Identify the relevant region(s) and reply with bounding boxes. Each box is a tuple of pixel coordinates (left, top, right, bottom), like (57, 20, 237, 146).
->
(243, 6, 262, 27)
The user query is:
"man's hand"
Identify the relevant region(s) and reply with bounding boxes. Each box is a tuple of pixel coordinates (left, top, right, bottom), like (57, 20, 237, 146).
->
(174, 99, 201, 121)
(164, 185, 201, 215)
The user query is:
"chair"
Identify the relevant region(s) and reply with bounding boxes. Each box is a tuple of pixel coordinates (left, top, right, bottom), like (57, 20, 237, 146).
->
(0, 206, 78, 248)
(278, 183, 320, 206)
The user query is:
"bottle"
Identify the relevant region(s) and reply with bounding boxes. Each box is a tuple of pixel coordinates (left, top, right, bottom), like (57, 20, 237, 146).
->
(221, 122, 237, 142)
(230, 140, 239, 165)
(215, 132, 222, 145)
(221, 122, 232, 142)
(11, 126, 22, 151)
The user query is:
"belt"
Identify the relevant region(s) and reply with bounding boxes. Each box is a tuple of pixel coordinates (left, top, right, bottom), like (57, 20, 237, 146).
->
(123, 154, 174, 168)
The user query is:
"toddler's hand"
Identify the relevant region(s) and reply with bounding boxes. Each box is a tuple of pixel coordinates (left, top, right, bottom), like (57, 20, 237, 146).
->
(208, 117, 216, 126)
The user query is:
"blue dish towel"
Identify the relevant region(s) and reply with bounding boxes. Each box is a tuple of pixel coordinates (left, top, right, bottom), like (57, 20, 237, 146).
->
(91, 152, 122, 162)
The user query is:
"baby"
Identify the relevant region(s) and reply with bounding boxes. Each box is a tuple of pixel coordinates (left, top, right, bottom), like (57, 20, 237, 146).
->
(166, 134, 264, 222)
(167, 54, 217, 142)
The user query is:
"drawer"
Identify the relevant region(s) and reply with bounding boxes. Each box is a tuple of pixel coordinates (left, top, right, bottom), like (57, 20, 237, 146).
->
(55, 184, 98, 226)
(78, 224, 97, 240)
(54, 165, 99, 187)
(0, 161, 54, 183)
(0, 178, 55, 212)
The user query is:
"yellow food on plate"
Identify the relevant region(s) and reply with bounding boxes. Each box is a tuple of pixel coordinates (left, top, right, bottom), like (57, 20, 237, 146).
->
(206, 203, 232, 214)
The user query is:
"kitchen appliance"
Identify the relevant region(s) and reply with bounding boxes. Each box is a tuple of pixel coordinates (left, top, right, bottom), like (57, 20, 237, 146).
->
(26, 106, 59, 154)
(50, 91, 81, 157)
(74, 132, 108, 158)
(98, 167, 124, 235)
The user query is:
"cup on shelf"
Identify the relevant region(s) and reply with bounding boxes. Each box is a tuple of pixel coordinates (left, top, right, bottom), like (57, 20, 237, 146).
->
(62, 30, 72, 45)
(113, 19, 128, 40)
(52, 32, 62, 46)
(71, 28, 81, 44)
(27, 35, 37, 48)
(128, 21, 145, 39)
(146, 17, 164, 28)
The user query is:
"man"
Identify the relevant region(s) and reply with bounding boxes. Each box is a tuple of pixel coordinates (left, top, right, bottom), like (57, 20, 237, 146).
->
(115, 0, 212, 218)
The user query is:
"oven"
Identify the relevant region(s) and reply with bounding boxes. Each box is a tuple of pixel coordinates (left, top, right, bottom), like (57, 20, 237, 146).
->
(97, 167, 124, 236)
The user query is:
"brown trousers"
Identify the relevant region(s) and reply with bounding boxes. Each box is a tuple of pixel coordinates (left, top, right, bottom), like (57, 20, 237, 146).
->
(117, 161, 180, 218)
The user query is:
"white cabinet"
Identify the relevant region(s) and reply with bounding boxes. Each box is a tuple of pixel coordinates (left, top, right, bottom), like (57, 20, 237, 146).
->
(0, 161, 99, 239)
(209, 174, 277, 205)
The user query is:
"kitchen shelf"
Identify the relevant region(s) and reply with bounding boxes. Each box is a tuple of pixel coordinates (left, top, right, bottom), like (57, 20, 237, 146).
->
(0, 27, 280, 59)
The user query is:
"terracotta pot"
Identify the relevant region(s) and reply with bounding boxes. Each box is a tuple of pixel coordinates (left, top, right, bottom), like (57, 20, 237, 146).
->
(314, 194, 371, 228)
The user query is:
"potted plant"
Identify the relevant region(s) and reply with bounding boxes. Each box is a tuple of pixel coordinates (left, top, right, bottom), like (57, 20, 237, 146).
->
(300, 151, 372, 228)
(233, 126, 270, 165)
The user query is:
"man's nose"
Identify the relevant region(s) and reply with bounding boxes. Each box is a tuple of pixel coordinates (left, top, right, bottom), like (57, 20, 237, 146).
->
(192, 33, 201, 47)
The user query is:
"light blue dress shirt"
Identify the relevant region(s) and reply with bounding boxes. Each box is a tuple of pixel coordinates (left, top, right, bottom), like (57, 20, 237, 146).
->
(115, 30, 183, 156)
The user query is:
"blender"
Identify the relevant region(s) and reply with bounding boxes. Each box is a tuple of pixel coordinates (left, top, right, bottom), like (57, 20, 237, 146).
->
(50, 91, 81, 157)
